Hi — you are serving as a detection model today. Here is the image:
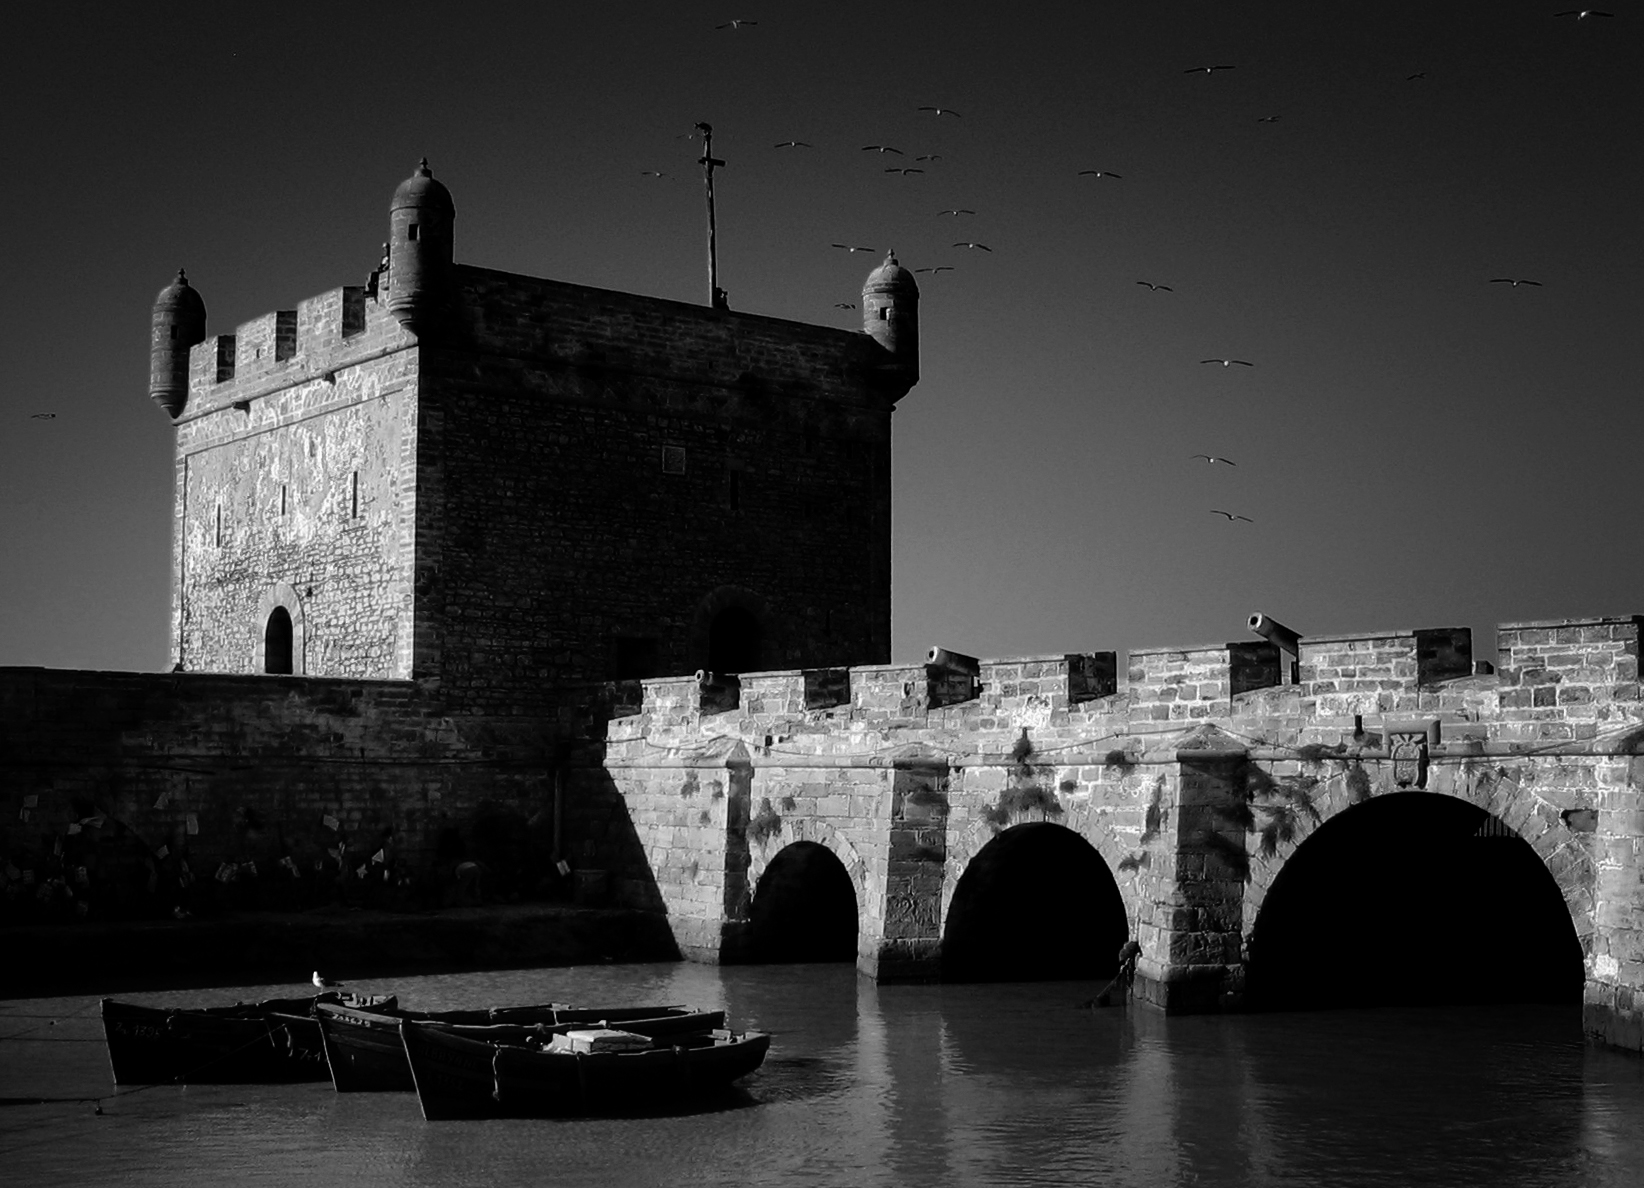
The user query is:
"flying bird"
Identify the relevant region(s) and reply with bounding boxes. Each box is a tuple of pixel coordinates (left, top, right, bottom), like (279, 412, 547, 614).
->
(772, 141, 812, 149)
(861, 145, 904, 154)
(639, 170, 671, 179)
(831, 244, 877, 253)
(30, 412, 57, 420)
(937, 209, 976, 217)
(313, 971, 345, 989)
(913, 266, 955, 274)
(1192, 455, 1237, 466)
(715, 19, 757, 29)
(1211, 510, 1254, 523)
(1185, 65, 1236, 74)
(915, 154, 944, 162)
(834, 302, 857, 309)
(1201, 358, 1254, 367)
(1257, 115, 1282, 123)
(1406, 72, 1428, 80)
(885, 167, 925, 175)
(1136, 281, 1173, 292)
(1553, 9, 1613, 18)
(1078, 170, 1122, 179)
(953, 242, 993, 251)
(1490, 278, 1542, 287)
(918, 106, 962, 117)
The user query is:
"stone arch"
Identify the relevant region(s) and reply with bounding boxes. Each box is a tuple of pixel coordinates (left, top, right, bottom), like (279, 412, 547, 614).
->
(1240, 758, 1595, 959)
(690, 585, 770, 675)
(747, 816, 868, 924)
(943, 804, 1139, 932)
(255, 582, 306, 675)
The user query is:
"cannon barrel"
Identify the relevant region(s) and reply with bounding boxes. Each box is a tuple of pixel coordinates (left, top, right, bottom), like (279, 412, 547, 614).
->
(926, 647, 980, 676)
(1247, 612, 1301, 655)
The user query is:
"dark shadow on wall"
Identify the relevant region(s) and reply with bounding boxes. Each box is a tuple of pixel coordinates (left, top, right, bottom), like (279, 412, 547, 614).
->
(745, 840, 858, 962)
(1246, 792, 1584, 1010)
(941, 822, 1129, 982)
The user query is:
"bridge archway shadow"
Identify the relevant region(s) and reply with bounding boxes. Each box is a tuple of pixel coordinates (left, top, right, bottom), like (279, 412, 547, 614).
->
(941, 822, 1128, 982)
(1247, 792, 1584, 1010)
(747, 841, 858, 962)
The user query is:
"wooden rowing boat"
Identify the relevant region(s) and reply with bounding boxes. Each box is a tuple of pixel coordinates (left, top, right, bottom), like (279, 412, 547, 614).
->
(316, 1003, 726, 1093)
(100, 992, 396, 1085)
(400, 1018, 771, 1120)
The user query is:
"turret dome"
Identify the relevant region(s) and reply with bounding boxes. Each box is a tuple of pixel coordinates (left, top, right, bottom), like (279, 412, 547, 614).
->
(864, 250, 918, 294)
(391, 158, 455, 216)
(149, 269, 208, 419)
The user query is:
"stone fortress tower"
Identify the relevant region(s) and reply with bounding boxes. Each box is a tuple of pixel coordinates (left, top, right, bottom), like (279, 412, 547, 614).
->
(150, 161, 918, 712)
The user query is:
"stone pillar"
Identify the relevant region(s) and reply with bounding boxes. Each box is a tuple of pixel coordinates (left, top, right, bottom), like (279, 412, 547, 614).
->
(1135, 740, 1250, 1012)
(1585, 752, 1644, 1052)
(863, 754, 949, 981)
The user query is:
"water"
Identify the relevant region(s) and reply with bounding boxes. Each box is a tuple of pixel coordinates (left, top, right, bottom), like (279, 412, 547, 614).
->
(5, 963, 1644, 1187)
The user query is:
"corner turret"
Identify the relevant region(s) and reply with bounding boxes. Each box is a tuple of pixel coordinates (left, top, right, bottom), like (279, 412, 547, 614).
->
(387, 158, 456, 335)
(862, 250, 919, 396)
(149, 270, 207, 419)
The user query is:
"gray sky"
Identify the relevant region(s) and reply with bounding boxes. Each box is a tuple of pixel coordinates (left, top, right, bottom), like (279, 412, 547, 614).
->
(2, 1, 1640, 672)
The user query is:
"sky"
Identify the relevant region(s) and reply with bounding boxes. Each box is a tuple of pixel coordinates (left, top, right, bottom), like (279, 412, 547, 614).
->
(2, 1, 1641, 673)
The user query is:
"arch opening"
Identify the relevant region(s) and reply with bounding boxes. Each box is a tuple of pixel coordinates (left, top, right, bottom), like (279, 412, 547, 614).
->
(264, 607, 293, 675)
(942, 822, 1129, 982)
(747, 841, 858, 963)
(1247, 792, 1583, 1010)
(708, 605, 762, 674)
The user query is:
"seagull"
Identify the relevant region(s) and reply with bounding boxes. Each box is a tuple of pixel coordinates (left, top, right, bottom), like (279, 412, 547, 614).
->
(772, 141, 812, 149)
(915, 154, 944, 162)
(831, 244, 877, 253)
(1078, 170, 1122, 179)
(885, 167, 925, 175)
(1406, 72, 1428, 80)
(639, 170, 671, 178)
(834, 302, 857, 309)
(715, 19, 757, 29)
(1201, 358, 1254, 367)
(30, 412, 57, 419)
(1257, 115, 1282, 123)
(1211, 510, 1254, 523)
(937, 209, 976, 217)
(1192, 454, 1237, 466)
(313, 971, 345, 989)
(1490, 278, 1542, 287)
(1186, 65, 1236, 74)
(1554, 9, 1613, 18)
(861, 145, 904, 154)
(913, 266, 955, 274)
(1136, 281, 1173, 292)
(953, 242, 992, 251)
(918, 106, 962, 117)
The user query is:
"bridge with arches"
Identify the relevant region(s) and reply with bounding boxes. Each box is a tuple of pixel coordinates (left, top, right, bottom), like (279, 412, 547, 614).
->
(581, 617, 1638, 1039)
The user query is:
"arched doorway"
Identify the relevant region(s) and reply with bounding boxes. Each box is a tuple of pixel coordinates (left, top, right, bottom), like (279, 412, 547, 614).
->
(942, 822, 1129, 982)
(1246, 792, 1583, 1009)
(708, 605, 762, 674)
(747, 841, 858, 962)
(264, 607, 293, 674)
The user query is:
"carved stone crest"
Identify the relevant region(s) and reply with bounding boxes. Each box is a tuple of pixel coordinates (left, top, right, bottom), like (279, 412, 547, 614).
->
(1389, 731, 1428, 789)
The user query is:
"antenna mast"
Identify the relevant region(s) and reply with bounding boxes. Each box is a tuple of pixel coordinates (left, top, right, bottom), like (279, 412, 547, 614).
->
(696, 122, 728, 310)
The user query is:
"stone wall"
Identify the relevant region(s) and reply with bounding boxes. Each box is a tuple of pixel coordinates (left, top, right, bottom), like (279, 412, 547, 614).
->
(172, 292, 419, 678)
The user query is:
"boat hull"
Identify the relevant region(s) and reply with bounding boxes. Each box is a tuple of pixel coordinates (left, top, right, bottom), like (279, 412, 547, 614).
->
(318, 1004, 726, 1093)
(401, 1019, 770, 1120)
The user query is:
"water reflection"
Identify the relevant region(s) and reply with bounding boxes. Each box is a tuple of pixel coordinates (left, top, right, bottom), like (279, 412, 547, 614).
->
(4, 966, 1643, 1187)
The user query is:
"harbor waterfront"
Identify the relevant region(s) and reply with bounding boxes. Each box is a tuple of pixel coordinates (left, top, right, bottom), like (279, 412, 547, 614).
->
(4, 963, 1643, 1188)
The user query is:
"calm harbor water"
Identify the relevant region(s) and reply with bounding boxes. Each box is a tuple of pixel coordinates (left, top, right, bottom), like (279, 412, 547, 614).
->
(4, 962, 1643, 1187)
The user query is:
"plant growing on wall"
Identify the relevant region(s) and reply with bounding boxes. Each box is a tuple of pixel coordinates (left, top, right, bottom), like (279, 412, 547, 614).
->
(747, 797, 782, 847)
(981, 729, 1065, 830)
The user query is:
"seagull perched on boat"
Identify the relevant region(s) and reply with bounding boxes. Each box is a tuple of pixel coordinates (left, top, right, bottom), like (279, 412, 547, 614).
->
(1490, 278, 1542, 287)
(1137, 281, 1173, 291)
(1201, 358, 1254, 367)
(1192, 454, 1237, 466)
(1211, 510, 1254, 522)
(313, 971, 345, 989)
